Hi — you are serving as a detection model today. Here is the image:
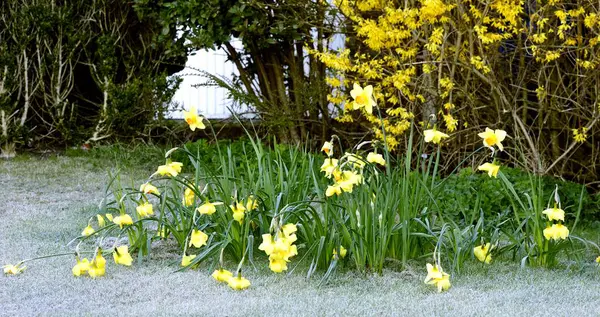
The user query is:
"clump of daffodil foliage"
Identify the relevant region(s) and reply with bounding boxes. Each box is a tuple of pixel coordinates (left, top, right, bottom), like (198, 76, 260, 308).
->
(4, 84, 600, 295)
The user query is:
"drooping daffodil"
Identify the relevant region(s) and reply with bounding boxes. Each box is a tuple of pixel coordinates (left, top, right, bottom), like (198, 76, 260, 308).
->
(81, 224, 95, 237)
(424, 263, 451, 292)
(136, 202, 154, 218)
(473, 243, 493, 264)
(189, 229, 208, 248)
(542, 207, 565, 222)
(113, 214, 133, 228)
(212, 269, 233, 282)
(366, 152, 386, 166)
(113, 245, 134, 266)
(424, 129, 449, 144)
(477, 162, 500, 178)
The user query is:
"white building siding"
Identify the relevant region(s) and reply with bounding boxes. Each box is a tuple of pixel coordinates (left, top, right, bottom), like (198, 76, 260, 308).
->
(170, 48, 240, 119)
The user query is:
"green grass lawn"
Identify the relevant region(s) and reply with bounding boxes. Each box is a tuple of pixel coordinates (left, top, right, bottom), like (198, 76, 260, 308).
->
(1, 156, 600, 316)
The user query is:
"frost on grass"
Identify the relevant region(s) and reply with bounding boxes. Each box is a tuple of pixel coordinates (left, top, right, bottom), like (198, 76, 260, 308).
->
(1, 157, 600, 316)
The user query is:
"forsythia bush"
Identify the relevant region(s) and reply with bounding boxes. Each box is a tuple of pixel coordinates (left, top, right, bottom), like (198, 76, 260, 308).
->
(311, 0, 600, 180)
(4, 85, 600, 294)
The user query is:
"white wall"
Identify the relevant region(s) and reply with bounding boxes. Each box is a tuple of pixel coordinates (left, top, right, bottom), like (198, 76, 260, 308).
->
(169, 47, 241, 119)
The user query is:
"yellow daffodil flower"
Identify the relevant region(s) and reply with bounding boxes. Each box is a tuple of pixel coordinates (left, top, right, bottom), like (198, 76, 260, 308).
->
(350, 83, 376, 114)
(542, 207, 565, 222)
(337, 170, 362, 193)
(139, 183, 160, 195)
(156, 162, 183, 177)
(88, 263, 105, 278)
(212, 269, 233, 282)
(197, 201, 222, 215)
(423, 129, 449, 144)
(321, 141, 334, 156)
(97, 214, 106, 227)
(478, 128, 507, 151)
(113, 214, 133, 228)
(596, 256, 600, 264)
(94, 250, 107, 269)
(88, 251, 106, 278)
(231, 202, 246, 224)
(473, 243, 492, 263)
(136, 202, 154, 218)
(367, 152, 386, 166)
(183, 106, 206, 131)
(478, 162, 500, 178)
(281, 223, 297, 237)
(333, 245, 348, 258)
(227, 274, 251, 290)
(245, 196, 259, 211)
(105, 213, 113, 222)
(181, 254, 197, 267)
(424, 263, 451, 292)
(72, 258, 91, 276)
(543, 223, 569, 241)
(3, 263, 26, 275)
(183, 188, 195, 207)
(344, 152, 366, 169)
(326, 184, 342, 197)
(113, 245, 133, 266)
(189, 229, 208, 248)
(269, 257, 288, 273)
(258, 234, 275, 255)
(320, 158, 339, 178)
(81, 225, 95, 237)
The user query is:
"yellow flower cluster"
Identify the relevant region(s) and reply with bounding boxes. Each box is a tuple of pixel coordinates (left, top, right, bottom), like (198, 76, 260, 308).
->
(572, 127, 588, 143)
(424, 263, 451, 292)
(212, 269, 251, 291)
(542, 206, 569, 241)
(259, 223, 299, 273)
(72, 250, 107, 278)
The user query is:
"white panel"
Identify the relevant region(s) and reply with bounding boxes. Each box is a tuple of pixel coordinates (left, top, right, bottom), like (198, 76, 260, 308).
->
(169, 44, 245, 119)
